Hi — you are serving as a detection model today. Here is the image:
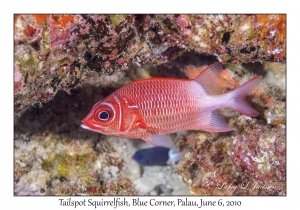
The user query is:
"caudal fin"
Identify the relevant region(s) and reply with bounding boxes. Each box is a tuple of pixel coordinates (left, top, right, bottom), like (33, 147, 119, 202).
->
(229, 76, 262, 117)
(167, 149, 186, 165)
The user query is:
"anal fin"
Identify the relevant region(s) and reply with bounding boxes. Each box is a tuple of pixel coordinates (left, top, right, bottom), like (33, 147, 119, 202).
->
(197, 110, 235, 132)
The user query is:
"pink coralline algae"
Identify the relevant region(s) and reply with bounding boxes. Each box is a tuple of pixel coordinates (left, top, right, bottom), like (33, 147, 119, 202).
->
(177, 65, 286, 195)
(14, 14, 285, 115)
(178, 119, 285, 195)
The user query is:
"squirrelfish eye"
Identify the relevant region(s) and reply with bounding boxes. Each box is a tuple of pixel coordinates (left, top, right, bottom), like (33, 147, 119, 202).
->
(98, 111, 109, 121)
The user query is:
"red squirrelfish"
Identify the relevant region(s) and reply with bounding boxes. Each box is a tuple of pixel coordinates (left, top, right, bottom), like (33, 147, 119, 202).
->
(81, 62, 262, 149)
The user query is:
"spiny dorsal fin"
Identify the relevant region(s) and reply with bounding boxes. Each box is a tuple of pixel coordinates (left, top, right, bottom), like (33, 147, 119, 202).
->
(194, 62, 228, 95)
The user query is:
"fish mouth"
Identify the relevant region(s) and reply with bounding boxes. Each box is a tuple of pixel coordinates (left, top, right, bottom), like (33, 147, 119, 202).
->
(80, 123, 103, 134)
(80, 123, 96, 132)
(80, 124, 91, 130)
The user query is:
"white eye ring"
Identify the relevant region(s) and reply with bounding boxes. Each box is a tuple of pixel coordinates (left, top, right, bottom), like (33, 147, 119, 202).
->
(98, 111, 109, 121)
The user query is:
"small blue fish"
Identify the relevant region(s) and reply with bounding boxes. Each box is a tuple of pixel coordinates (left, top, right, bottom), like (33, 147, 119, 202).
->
(133, 147, 185, 166)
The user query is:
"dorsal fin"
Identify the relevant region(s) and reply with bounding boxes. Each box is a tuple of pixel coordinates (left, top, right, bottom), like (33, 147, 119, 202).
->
(194, 62, 228, 95)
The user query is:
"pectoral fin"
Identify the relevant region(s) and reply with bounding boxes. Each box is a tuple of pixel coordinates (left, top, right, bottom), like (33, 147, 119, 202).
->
(120, 113, 168, 135)
(136, 121, 167, 133)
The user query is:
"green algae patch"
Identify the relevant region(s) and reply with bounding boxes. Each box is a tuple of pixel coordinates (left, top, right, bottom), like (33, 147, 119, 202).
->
(109, 15, 127, 27)
(42, 146, 96, 179)
(19, 57, 39, 76)
(41, 24, 51, 49)
(55, 164, 69, 177)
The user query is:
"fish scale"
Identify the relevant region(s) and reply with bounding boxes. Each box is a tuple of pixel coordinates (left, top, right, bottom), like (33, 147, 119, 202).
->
(121, 80, 203, 133)
(117, 81, 180, 132)
(81, 62, 262, 148)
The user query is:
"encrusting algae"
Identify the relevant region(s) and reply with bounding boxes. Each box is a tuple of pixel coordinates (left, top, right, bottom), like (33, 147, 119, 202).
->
(14, 14, 285, 115)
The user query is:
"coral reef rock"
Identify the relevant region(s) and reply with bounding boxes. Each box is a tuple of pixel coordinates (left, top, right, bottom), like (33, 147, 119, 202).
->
(14, 14, 285, 115)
